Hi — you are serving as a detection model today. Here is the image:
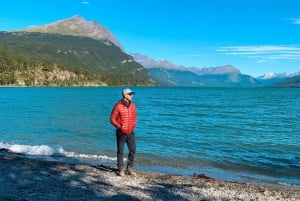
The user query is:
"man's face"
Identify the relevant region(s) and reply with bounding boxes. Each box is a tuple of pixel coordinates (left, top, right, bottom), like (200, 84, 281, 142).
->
(125, 92, 134, 101)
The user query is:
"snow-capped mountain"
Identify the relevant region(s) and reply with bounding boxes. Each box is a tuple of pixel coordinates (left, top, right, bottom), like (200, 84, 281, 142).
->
(256, 72, 300, 85)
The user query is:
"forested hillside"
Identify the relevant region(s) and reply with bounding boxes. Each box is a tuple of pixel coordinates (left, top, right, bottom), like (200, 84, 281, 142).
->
(0, 31, 155, 86)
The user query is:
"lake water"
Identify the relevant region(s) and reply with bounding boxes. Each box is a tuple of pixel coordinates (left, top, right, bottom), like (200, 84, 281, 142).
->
(0, 87, 299, 186)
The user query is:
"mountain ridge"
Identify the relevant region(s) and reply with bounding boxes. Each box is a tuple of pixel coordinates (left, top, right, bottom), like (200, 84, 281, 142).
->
(11, 15, 300, 81)
(20, 15, 124, 51)
(131, 53, 300, 87)
(2, 15, 299, 87)
(131, 53, 260, 87)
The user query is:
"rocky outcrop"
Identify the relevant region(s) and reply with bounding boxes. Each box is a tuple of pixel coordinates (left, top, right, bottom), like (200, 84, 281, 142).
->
(13, 66, 106, 86)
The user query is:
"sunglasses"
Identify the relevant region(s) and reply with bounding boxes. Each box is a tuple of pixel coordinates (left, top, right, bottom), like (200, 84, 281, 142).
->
(127, 92, 134, 96)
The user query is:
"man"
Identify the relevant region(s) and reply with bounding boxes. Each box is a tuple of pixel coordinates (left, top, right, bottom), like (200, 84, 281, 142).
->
(110, 88, 137, 177)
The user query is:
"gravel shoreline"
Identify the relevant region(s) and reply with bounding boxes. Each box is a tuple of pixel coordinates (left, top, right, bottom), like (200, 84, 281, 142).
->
(0, 152, 299, 201)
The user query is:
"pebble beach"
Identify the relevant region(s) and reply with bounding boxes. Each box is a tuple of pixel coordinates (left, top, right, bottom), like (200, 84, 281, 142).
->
(0, 151, 299, 201)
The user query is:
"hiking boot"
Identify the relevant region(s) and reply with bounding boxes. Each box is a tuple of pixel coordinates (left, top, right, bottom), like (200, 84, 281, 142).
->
(118, 167, 125, 177)
(127, 167, 137, 177)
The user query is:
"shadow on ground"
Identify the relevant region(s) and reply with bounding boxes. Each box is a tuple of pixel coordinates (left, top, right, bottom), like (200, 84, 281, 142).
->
(0, 151, 201, 201)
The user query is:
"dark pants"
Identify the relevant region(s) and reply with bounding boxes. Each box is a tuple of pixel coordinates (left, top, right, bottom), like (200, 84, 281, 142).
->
(116, 130, 136, 169)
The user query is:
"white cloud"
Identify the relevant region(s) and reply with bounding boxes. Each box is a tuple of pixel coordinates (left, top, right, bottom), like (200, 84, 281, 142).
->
(217, 45, 300, 61)
(292, 18, 300, 24)
(81, 1, 89, 5)
(181, 54, 203, 57)
(28, 25, 37, 28)
(257, 59, 268, 63)
(218, 45, 300, 52)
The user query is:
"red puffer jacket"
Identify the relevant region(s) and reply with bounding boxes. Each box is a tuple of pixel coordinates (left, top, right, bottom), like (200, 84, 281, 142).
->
(110, 99, 137, 135)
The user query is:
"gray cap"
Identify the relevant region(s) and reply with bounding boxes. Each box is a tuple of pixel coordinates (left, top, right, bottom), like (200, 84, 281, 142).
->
(122, 88, 135, 96)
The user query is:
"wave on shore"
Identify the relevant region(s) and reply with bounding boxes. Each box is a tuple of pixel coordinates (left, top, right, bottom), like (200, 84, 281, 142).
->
(0, 142, 116, 161)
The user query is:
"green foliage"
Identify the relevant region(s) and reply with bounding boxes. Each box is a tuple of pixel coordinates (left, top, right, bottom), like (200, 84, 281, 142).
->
(0, 73, 16, 85)
(0, 31, 155, 86)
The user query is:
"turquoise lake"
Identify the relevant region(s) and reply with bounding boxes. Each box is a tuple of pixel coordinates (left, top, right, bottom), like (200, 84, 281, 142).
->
(0, 87, 299, 186)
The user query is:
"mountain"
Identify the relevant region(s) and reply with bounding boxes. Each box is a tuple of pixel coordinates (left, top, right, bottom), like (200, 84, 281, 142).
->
(256, 72, 300, 86)
(147, 67, 260, 87)
(131, 53, 261, 87)
(23, 15, 124, 51)
(3, 15, 296, 87)
(272, 75, 300, 87)
(0, 16, 155, 86)
(131, 53, 186, 70)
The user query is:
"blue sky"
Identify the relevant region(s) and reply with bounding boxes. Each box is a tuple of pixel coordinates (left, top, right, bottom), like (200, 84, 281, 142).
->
(1, 0, 300, 77)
